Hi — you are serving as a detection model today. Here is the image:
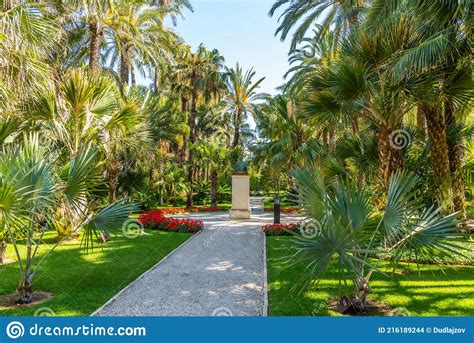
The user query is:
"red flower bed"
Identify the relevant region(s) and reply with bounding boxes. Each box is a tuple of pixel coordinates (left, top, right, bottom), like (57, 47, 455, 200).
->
(139, 210, 203, 234)
(263, 207, 301, 214)
(261, 223, 301, 236)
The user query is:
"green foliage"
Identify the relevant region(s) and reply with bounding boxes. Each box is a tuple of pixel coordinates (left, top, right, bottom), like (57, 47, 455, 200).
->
(267, 237, 474, 316)
(289, 166, 471, 302)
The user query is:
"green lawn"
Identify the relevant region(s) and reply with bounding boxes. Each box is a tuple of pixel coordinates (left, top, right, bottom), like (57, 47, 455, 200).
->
(266, 237, 474, 316)
(0, 231, 192, 316)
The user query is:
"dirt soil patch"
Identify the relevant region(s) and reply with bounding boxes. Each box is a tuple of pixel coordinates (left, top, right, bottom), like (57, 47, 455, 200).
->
(330, 297, 393, 316)
(0, 292, 53, 310)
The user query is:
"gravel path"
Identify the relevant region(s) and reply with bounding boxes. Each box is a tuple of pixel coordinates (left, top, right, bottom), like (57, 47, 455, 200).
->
(94, 212, 271, 316)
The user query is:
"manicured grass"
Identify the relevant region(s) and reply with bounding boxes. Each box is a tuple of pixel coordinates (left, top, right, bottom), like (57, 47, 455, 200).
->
(263, 197, 297, 208)
(266, 237, 474, 316)
(0, 231, 192, 316)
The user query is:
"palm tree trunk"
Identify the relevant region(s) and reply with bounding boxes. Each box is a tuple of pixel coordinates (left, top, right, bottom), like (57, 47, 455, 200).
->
(422, 104, 454, 210)
(89, 22, 102, 71)
(211, 168, 218, 208)
(17, 278, 33, 304)
(378, 126, 403, 188)
(232, 109, 242, 148)
(154, 68, 160, 93)
(445, 102, 465, 217)
(416, 104, 426, 131)
(131, 64, 136, 85)
(186, 91, 198, 208)
(0, 240, 6, 264)
(120, 52, 130, 85)
(107, 164, 120, 203)
(351, 116, 360, 135)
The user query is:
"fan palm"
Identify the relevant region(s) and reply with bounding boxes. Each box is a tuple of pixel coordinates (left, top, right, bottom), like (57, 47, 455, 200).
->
(0, 1, 62, 114)
(375, 0, 473, 214)
(290, 166, 470, 312)
(301, 13, 427, 188)
(28, 69, 148, 228)
(0, 133, 139, 303)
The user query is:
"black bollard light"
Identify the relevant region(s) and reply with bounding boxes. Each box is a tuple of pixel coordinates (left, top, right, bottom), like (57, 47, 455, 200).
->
(274, 196, 281, 224)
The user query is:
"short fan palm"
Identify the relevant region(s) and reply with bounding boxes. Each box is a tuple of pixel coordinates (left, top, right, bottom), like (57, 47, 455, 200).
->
(290, 167, 470, 313)
(0, 134, 139, 304)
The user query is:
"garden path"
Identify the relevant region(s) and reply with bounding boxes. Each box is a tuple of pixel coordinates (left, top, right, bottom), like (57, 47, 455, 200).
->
(94, 212, 282, 316)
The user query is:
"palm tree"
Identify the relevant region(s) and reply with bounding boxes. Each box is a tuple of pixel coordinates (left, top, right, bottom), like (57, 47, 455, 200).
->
(224, 63, 265, 148)
(269, 0, 367, 51)
(194, 139, 230, 208)
(365, 0, 472, 212)
(253, 95, 321, 175)
(301, 23, 413, 188)
(290, 166, 468, 312)
(0, 1, 62, 113)
(72, 0, 116, 71)
(103, 0, 176, 87)
(28, 69, 148, 233)
(171, 44, 225, 207)
(0, 134, 138, 303)
(283, 28, 336, 97)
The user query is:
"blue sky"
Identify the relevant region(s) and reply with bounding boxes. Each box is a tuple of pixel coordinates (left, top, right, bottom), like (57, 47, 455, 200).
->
(168, 0, 292, 95)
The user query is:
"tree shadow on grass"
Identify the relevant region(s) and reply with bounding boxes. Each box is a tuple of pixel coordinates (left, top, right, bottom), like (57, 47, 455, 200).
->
(0, 231, 191, 316)
(266, 238, 474, 316)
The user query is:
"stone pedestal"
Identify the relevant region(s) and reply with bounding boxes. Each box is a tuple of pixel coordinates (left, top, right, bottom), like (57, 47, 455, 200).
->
(229, 174, 251, 219)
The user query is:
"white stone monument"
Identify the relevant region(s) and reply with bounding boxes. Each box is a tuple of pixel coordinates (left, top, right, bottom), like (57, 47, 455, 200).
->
(229, 174, 251, 219)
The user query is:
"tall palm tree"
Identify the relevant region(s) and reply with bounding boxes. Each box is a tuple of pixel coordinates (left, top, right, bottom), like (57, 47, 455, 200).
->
(302, 21, 415, 188)
(269, 0, 367, 51)
(224, 63, 265, 148)
(103, 0, 177, 87)
(171, 44, 225, 207)
(367, 0, 472, 211)
(71, 0, 116, 71)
